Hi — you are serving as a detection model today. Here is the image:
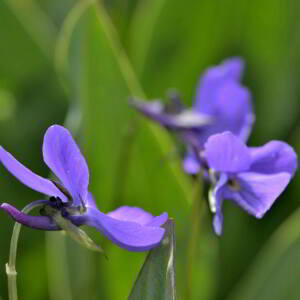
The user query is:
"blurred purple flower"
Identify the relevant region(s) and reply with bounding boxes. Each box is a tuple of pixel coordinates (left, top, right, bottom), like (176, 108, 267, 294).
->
(0, 125, 167, 251)
(131, 57, 254, 175)
(203, 132, 297, 235)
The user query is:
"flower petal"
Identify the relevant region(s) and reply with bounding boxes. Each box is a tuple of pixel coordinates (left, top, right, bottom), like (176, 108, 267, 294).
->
(130, 98, 211, 131)
(107, 206, 154, 225)
(249, 141, 297, 176)
(213, 213, 224, 236)
(210, 173, 228, 235)
(70, 207, 166, 251)
(204, 132, 251, 172)
(86, 192, 97, 208)
(0, 146, 67, 201)
(107, 206, 168, 227)
(193, 58, 254, 143)
(130, 98, 171, 126)
(225, 172, 291, 218)
(0, 203, 59, 230)
(182, 152, 201, 174)
(43, 125, 89, 206)
(171, 110, 212, 128)
(146, 213, 168, 227)
(194, 58, 245, 112)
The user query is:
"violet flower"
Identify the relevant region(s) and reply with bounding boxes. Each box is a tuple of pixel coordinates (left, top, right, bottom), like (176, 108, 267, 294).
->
(0, 125, 167, 251)
(131, 58, 254, 175)
(203, 132, 297, 235)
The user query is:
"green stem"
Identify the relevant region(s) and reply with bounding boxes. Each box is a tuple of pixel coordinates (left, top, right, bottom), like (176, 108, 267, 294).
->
(6, 200, 48, 300)
(185, 175, 205, 300)
(45, 232, 72, 300)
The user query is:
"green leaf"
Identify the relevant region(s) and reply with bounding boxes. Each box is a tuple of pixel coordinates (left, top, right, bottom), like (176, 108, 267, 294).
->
(226, 206, 300, 300)
(0, 0, 56, 87)
(129, 0, 300, 139)
(128, 219, 176, 300)
(58, 0, 193, 213)
(129, 0, 225, 100)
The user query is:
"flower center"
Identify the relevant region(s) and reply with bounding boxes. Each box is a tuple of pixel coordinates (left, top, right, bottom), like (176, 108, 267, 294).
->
(39, 197, 68, 217)
(228, 178, 240, 191)
(39, 197, 86, 219)
(164, 92, 185, 114)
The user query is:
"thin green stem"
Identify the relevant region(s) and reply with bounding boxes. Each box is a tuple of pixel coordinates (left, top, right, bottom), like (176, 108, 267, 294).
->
(185, 175, 205, 300)
(6, 200, 49, 300)
(45, 232, 72, 300)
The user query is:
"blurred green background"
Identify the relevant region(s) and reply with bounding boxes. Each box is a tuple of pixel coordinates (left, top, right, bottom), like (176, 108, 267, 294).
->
(0, 0, 300, 299)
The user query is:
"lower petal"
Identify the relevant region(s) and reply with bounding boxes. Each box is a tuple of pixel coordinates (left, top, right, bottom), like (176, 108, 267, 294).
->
(107, 206, 168, 227)
(228, 172, 291, 218)
(213, 212, 224, 236)
(249, 141, 297, 176)
(107, 206, 154, 226)
(210, 173, 227, 235)
(70, 207, 167, 251)
(146, 213, 168, 227)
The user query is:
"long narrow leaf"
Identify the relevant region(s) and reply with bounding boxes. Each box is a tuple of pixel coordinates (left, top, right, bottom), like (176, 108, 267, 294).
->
(129, 219, 176, 300)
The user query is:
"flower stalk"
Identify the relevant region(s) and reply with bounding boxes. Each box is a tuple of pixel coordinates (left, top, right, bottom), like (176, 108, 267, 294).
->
(185, 175, 205, 300)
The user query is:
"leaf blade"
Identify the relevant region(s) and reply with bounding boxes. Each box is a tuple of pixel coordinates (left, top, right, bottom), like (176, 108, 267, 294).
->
(129, 219, 176, 300)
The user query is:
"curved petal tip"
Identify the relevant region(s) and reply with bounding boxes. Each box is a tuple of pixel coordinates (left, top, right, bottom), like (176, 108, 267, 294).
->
(43, 125, 89, 206)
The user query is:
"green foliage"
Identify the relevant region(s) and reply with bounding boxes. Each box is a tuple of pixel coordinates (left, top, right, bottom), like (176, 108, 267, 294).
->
(129, 219, 176, 300)
(0, 0, 300, 299)
(227, 206, 300, 300)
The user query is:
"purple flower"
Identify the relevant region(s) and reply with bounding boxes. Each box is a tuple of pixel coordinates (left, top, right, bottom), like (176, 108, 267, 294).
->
(0, 125, 167, 251)
(203, 132, 297, 235)
(131, 58, 254, 174)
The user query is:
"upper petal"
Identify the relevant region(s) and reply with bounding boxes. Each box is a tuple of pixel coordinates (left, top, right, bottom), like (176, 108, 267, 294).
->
(86, 192, 97, 208)
(249, 141, 297, 176)
(193, 58, 254, 143)
(0, 146, 67, 201)
(130, 98, 172, 127)
(225, 172, 291, 218)
(204, 132, 251, 173)
(130, 98, 211, 131)
(196, 58, 244, 98)
(43, 125, 89, 206)
(70, 207, 167, 251)
(194, 58, 244, 111)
